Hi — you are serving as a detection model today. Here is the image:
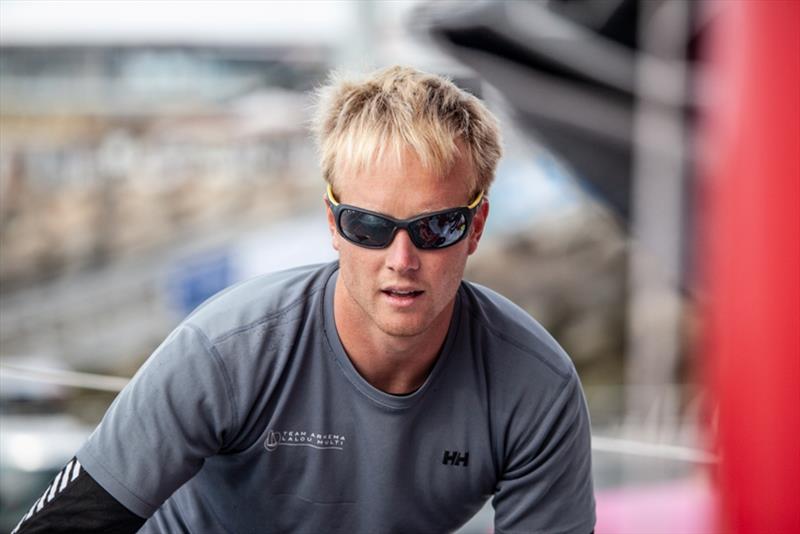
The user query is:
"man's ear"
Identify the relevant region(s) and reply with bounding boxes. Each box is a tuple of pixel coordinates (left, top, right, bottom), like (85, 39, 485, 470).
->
(467, 199, 489, 255)
(324, 194, 340, 252)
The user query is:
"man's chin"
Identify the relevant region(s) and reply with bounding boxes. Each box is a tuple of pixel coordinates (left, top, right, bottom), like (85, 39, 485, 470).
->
(376, 319, 429, 339)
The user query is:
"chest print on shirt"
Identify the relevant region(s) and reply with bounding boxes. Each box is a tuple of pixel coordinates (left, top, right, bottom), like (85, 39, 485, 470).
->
(263, 429, 347, 451)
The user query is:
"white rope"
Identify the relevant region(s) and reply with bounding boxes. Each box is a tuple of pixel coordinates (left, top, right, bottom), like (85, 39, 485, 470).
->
(0, 363, 129, 393)
(0, 363, 718, 463)
(591, 435, 717, 464)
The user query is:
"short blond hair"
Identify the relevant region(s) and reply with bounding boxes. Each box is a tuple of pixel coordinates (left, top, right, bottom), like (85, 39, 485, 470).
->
(312, 65, 502, 198)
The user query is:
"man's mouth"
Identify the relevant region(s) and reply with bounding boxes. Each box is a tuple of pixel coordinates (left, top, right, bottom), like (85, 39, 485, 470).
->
(381, 288, 425, 303)
(383, 289, 423, 296)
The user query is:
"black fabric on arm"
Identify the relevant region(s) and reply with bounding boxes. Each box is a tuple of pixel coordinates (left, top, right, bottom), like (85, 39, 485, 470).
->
(12, 457, 146, 534)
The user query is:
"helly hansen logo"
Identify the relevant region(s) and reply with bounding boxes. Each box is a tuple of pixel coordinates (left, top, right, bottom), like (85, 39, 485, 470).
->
(442, 450, 469, 467)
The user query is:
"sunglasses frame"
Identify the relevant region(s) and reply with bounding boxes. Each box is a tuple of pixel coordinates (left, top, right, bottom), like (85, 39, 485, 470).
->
(326, 184, 485, 250)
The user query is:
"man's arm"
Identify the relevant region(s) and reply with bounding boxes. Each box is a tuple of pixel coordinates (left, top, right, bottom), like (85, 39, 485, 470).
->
(11, 457, 145, 534)
(72, 324, 237, 519)
(492, 372, 596, 534)
(13, 322, 237, 531)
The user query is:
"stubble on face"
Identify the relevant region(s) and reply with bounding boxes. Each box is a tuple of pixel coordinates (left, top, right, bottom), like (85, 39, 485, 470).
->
(336, 250, 462, 340)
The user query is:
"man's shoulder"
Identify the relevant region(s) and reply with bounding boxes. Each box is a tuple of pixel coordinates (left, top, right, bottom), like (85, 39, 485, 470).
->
(459, 280, 575, 381)
(183, 261, 336, 342)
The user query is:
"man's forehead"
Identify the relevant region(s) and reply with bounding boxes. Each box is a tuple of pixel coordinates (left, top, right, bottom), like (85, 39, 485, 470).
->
(334, 175, 472, 212)
(334, 148, 474, 195)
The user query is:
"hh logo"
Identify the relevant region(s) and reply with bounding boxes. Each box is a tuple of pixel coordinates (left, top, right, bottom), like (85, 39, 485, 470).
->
(442, 450, 469, 467)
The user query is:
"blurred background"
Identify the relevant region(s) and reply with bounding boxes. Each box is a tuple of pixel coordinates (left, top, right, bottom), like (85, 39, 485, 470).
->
(1, 1, 797, 533)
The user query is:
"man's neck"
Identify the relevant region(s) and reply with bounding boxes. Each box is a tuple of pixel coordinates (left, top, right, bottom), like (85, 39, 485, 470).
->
(345, 341, 439, 395)
(333, 279, 455, 395)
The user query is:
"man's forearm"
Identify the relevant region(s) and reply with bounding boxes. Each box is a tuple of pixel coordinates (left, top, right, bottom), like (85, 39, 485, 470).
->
(12, 457, 145, 534)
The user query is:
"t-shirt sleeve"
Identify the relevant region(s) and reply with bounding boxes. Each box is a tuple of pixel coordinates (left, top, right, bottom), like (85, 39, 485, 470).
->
(492, 372, 596, 534)
(75, 323, 238, 518)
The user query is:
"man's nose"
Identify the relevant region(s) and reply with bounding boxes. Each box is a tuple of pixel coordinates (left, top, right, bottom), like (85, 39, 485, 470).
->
(385, 229, 420, 273)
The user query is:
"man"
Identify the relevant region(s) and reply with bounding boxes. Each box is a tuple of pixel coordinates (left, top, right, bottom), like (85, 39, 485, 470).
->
(14, 66, 595, 533)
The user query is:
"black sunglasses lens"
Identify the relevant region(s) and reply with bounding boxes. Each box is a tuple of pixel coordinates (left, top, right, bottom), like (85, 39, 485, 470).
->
(410, 210, 468, 249)
(339, 209, 395, 247)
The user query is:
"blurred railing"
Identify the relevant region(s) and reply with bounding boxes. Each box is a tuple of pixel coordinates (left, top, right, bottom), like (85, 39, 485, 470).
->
(0, 362, 717, 465)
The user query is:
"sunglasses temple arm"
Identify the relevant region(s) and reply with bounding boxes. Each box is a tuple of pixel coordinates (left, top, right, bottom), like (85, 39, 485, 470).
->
(326, 183, 340, 206)
(467, 191, 484, 210)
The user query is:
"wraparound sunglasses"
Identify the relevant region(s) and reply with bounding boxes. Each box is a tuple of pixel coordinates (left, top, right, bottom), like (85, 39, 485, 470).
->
(326, 184, 484, 250)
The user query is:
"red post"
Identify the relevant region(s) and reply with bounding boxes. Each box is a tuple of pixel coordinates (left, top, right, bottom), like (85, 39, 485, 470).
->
(700, 0, 800, 531)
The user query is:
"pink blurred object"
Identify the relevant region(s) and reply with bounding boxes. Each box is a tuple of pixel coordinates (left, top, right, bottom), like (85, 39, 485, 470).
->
(595, 475, 716, 534)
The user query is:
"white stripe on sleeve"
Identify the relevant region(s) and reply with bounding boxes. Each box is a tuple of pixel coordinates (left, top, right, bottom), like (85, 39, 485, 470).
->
(59, 459, 75, 491)
(71, 460, 82, 481)
(21, 497, 39, 521)
(47, 471, 64, 502)
(13, 496, 39, 532)
(35, 486, 51, 512)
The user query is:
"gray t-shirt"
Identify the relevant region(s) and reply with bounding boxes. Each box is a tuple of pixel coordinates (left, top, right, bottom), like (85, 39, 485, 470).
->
(77, 262, 595, 534)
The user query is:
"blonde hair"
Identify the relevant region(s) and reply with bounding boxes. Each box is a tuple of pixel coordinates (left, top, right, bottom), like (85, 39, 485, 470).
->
(312, 65, 502, 198)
